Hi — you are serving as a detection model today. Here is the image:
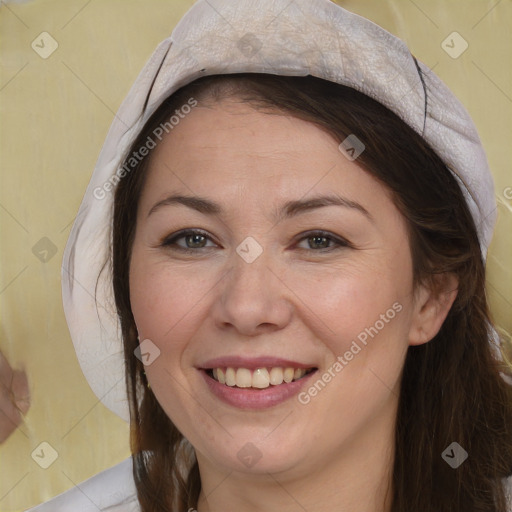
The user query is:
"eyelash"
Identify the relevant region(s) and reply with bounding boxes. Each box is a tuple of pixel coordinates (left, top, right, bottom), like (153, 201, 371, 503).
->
(160, 229, 352, 254)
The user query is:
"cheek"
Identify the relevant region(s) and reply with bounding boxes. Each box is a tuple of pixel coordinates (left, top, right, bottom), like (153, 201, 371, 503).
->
(129, 255, 210, 426)
(130, 254, 205, 341)
(292, 265, 412, 431)
(284, 255, 414, 356)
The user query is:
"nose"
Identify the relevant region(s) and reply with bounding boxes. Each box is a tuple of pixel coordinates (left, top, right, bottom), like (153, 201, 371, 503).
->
(212, 248, 293, 337)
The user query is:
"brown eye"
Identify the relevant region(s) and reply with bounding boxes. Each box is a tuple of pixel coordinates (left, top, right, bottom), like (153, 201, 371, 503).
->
(184, 233, 207, 248)
(162, 229, 217, 252)
(296, 231, 352, 251)
(307, 235, 330, 249)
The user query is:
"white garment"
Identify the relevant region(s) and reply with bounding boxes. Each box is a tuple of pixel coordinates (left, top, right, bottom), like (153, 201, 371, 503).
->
(25, 457, 140, 512)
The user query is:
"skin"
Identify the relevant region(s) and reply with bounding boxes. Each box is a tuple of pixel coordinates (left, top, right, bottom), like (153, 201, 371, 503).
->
(0, 350, 30, 444)
(129, 99, 457, 512)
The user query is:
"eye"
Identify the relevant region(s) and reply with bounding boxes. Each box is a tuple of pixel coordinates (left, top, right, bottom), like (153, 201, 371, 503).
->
(295, 230, 352, 251)
(161, 229, 218, 252)
(160, 229, 352, 254)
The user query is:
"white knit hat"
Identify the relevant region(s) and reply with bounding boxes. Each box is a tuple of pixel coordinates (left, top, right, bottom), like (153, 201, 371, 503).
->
(62, 0, 497, 421)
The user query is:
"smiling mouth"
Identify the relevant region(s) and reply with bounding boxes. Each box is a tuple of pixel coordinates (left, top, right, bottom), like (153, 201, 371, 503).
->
(206, 366, 317, 389)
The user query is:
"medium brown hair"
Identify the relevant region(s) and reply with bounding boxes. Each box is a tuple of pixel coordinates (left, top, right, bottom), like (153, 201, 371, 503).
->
(111, 73, 512, 511)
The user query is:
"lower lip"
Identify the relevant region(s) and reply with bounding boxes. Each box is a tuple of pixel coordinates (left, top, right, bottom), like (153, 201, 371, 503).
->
(199, 369, 317, 409)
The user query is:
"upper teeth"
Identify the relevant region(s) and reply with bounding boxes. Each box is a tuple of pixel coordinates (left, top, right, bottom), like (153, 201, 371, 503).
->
(211, 367, 310, 388)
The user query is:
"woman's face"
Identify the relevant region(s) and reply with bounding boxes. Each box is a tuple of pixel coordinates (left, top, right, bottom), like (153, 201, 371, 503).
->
(129, 98, 426, 479)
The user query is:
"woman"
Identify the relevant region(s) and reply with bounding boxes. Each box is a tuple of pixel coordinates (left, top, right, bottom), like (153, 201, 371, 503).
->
(27, 0, 512, 510)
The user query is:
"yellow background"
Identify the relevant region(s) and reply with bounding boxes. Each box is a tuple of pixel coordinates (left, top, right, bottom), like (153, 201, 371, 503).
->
(0, 0, 510, 510)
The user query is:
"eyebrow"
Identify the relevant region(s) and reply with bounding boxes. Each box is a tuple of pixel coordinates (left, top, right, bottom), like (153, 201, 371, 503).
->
(147, 193, 373, 222)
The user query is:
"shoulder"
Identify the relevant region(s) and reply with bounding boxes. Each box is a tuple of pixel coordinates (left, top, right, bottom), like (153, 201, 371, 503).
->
(24, 456, 139, 512)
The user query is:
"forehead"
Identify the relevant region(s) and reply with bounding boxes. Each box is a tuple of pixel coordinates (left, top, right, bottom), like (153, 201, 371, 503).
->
(151, 100, 333, 163)
(141, 100, 386, 202)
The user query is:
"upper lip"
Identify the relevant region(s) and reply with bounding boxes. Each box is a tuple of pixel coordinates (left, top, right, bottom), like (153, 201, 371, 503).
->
(198, 356, 316, 370)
